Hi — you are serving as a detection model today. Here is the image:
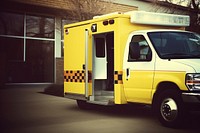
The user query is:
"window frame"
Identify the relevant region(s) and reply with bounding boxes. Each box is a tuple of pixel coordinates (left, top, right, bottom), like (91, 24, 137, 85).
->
(0, 12, 55, 62)
(128, 34, 152, 62)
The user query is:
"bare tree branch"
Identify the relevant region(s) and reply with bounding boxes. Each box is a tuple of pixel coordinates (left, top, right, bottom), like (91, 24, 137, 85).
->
(66, 0, 113, 21)
(191, 0, 199, 11)
(153, 0, 200, 33)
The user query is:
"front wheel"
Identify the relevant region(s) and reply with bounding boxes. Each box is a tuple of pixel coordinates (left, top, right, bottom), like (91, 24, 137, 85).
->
(156, 90, 185, 128)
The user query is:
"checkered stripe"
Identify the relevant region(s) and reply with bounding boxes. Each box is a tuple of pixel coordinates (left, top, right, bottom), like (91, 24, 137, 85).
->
(64, 70, 92, 83)
(114, 71, 123, 84)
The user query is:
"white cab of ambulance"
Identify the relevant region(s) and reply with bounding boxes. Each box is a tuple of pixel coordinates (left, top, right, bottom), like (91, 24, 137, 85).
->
(64, 11, 200, 128)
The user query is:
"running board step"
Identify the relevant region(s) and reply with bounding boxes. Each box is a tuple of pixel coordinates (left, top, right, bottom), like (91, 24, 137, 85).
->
(95, 95, 114, 101)
(87, 99, 114, 105)
(94, 91, 114, 96)
(88, 96, 114, 105)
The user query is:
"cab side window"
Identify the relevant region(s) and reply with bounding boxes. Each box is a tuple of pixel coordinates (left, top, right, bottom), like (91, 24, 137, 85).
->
(128, 35, 152, 61)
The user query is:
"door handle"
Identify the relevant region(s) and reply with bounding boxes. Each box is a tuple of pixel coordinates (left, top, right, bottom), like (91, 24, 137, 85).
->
(126, 68, 130, 80)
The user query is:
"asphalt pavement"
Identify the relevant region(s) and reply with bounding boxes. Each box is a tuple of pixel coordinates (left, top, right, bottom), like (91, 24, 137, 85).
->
(0, 85, 200, 133)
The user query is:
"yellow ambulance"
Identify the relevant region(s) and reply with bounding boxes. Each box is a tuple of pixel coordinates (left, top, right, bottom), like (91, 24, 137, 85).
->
(63, 11, 200, 127)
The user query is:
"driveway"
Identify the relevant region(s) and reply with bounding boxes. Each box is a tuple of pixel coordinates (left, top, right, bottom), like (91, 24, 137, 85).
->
(0, 85, 199, 133)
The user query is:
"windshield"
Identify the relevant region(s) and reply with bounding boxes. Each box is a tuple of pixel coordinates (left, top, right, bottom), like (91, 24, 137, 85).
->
(148, 31, 200, 59)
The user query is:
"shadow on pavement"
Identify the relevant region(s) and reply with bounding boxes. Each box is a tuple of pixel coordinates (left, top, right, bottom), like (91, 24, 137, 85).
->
(68, 102, 200, 130)
(42, 84, 64, 97)
(41, 84, 200, 130)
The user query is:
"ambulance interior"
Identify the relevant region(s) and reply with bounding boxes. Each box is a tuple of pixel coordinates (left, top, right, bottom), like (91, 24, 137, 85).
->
(92, 32, 114, 103)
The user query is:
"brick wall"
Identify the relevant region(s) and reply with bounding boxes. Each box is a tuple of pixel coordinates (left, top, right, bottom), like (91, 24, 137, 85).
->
(8, 0, 137, 13)
(56, 58, 64, 84)
(9, 0, 73, 10)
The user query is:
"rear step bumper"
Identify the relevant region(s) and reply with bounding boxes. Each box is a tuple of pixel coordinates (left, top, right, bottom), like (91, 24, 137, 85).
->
(87, 99, 114, 105)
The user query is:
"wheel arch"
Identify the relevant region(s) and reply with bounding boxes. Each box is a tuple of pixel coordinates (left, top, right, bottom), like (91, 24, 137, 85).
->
(152, 81, 181, 111)
(152, 81, 187, 127)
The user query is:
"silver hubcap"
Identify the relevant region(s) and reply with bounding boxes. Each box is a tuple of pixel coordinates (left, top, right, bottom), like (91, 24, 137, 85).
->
(160, 98, 178, 122)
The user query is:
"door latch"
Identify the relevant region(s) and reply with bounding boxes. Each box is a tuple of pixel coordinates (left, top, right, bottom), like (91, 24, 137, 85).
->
(126, 68, 130, 80)
(83, 64, 85, 70)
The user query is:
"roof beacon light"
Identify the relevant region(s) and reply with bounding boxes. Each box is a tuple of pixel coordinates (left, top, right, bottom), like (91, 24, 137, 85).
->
(130, 11, 190, 27)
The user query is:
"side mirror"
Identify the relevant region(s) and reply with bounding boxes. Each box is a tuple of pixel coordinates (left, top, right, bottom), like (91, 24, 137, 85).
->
(129, 42, 140, 60)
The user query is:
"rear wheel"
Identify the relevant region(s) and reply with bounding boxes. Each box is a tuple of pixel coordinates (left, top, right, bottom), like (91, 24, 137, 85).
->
(156, 90, 185, 128)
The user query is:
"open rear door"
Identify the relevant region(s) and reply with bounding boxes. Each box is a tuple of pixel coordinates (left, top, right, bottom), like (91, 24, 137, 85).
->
(64, 26, 90, 100)
(90, 32, 114, 105)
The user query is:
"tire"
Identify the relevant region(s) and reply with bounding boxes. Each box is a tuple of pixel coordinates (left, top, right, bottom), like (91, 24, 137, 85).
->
(156, 90, 185, 128)
(76, 100, 91, 110)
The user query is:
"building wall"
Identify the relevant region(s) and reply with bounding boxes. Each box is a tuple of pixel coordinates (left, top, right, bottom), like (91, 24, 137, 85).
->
(0, 0, 137, 85)
(113, 0, 154, 11)
(113, 0, 190, 14)
(8, 0, 137, 14)
(56, 58, 64, 84)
